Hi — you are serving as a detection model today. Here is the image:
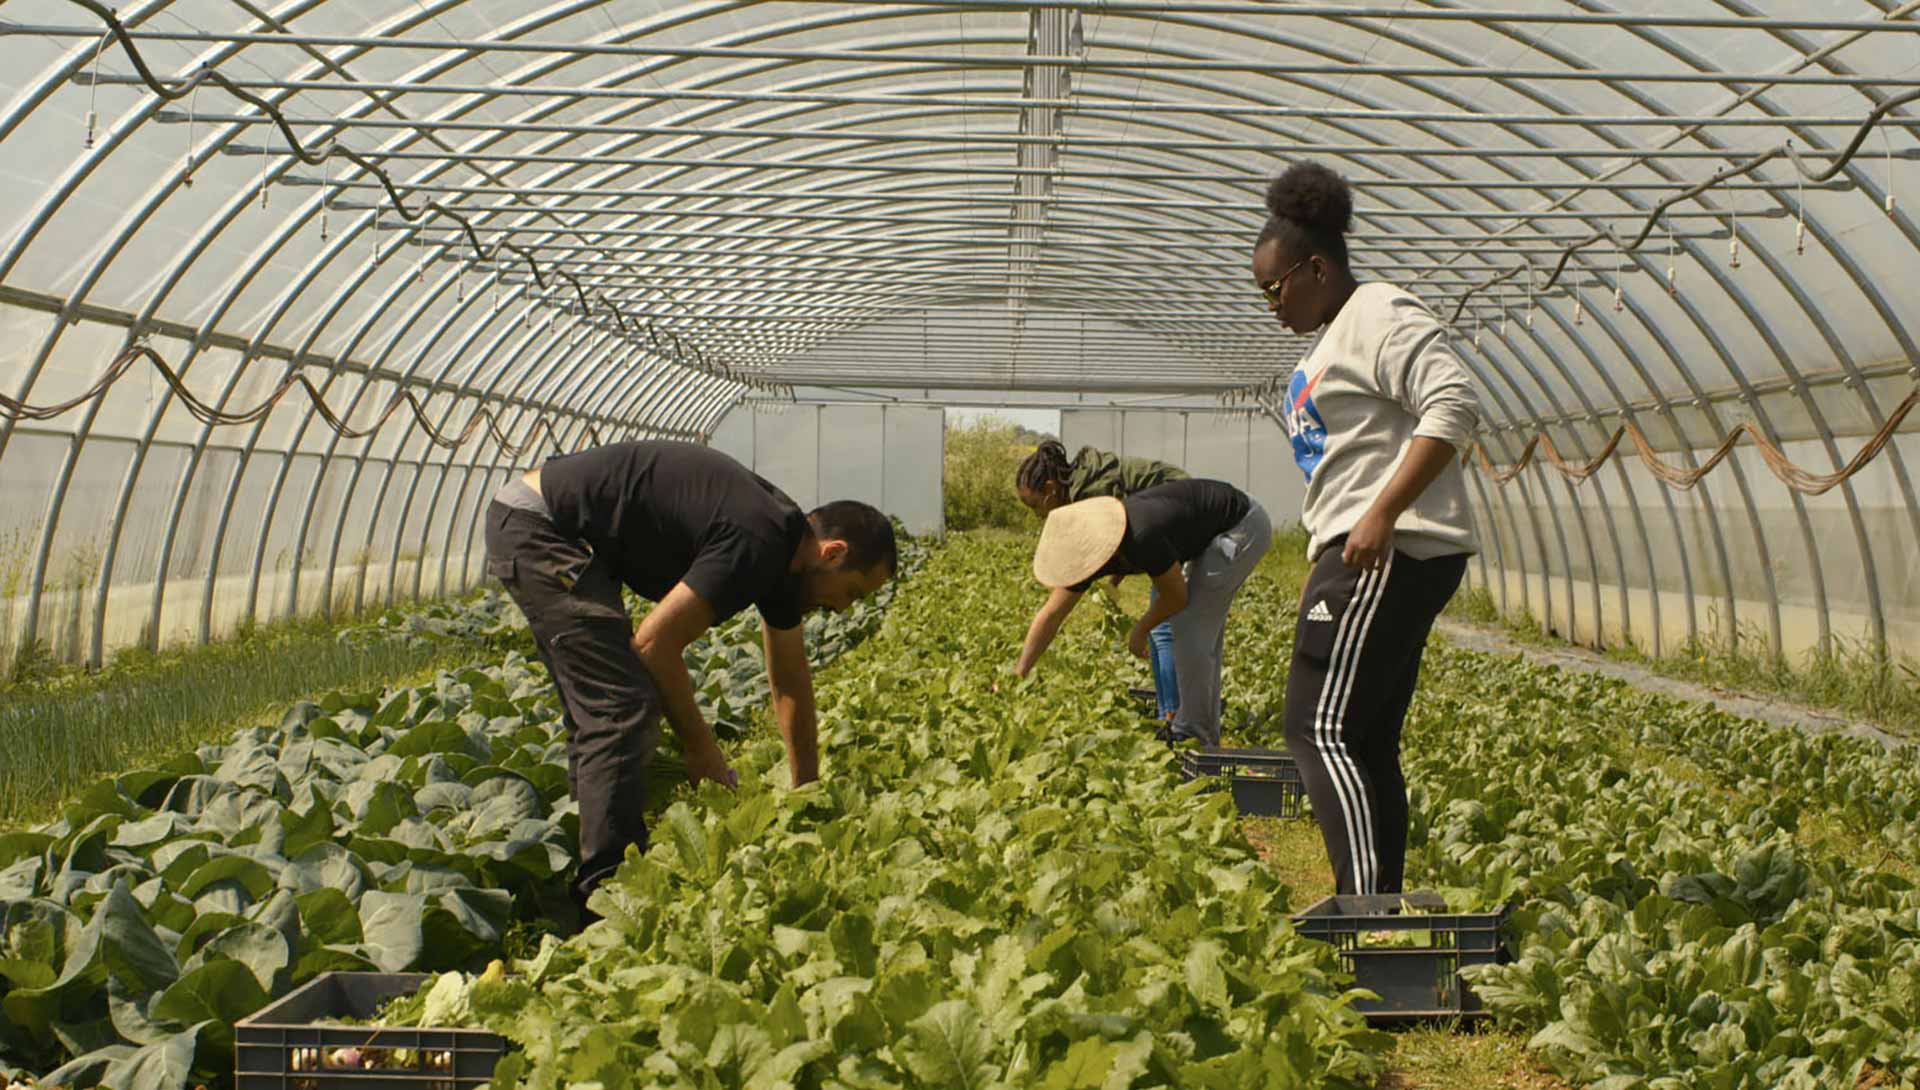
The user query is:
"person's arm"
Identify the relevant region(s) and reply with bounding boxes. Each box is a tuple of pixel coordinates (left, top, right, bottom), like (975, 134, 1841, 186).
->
(630, 582, 736, 788)
(1015, 586, 1084, 677)
(1344, 438, 1457, 569)
(761, 621, 819, 786)
(1346, 312, 1483, 570)
(1127, 566, 1188, 659)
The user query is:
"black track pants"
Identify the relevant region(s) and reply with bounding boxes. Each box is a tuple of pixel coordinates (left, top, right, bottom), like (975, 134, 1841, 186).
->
(484, 501, 660, 913)
(1282, 541, 1466, 896)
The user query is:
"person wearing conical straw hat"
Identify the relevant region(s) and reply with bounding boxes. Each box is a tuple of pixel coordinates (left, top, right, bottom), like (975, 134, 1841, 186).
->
(1015, 479, 1272, 745)
(1014, 439, 1189, 721)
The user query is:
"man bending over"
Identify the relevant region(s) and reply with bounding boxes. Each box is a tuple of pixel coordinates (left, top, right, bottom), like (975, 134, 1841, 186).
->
(483, 440, 896, 910)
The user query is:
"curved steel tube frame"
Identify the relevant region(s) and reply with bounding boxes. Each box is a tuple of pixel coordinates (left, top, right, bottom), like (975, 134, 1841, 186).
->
(0, 0, 1914, 667)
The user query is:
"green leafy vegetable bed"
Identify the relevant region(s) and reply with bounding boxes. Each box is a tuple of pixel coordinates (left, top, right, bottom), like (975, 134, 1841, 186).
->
(0, 540, 927, 1090)
(342, 534, 1920, 1089)
(1219, 564, 1920, 1090)
(1404, 651, 1920, 1090)
(403, 533, 1391, 1090)
(11, 524, 1920, 1090)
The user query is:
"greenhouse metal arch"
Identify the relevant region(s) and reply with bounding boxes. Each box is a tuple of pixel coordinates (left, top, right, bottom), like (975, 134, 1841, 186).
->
(2, 0, 1918, 671)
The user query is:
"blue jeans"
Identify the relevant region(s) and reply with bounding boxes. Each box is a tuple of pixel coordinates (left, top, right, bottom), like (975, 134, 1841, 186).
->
(1148, 603, 1179, 718)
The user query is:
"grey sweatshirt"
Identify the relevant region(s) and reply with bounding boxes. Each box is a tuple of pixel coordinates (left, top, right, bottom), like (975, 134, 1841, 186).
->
(1280, 282, 1482, 562)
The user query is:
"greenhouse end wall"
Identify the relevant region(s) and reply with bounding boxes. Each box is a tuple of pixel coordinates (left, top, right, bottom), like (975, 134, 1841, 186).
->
(708, 403, 945, 536)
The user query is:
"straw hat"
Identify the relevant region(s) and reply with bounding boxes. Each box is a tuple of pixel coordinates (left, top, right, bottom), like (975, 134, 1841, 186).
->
(1032, 496, 1127, 587)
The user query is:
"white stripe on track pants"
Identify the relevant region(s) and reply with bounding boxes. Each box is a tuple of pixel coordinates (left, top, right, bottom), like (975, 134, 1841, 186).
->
(1282, 539, 1466, 896)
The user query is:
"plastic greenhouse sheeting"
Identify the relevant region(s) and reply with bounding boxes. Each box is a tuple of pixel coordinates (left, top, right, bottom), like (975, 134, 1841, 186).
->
(0, 0, 1917, 666)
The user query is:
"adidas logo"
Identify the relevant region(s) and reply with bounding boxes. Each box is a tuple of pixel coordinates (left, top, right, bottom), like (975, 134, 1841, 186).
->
(1306, 600, 1334, 622)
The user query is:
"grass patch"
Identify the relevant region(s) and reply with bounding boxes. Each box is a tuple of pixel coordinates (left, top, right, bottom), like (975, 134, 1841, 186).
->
(1445, 587, 1920, 737)
(1242, 816, 1334, 908)
(0, 611, 487, 828)
(1444, 584, 1504, 627)
(4, 603, 414, 696)
(1797, 810, 1920, 886)
(1443, 586, 1555, 647)
(1379, 1026, 1572, 1090)
(1610, 738, 1745, 799)
(1611, 631, 1920, 737)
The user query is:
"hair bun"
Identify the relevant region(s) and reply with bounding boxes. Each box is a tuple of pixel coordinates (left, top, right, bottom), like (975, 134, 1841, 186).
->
(1265, 161, 1353, 237)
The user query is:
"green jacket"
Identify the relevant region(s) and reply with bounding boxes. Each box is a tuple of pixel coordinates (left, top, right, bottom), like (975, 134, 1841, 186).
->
(1066, 446, 1188, 501)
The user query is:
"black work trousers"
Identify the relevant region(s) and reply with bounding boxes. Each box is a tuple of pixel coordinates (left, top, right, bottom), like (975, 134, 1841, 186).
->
(484, 500, 660, 913)
(1282, 540, 1466, 897)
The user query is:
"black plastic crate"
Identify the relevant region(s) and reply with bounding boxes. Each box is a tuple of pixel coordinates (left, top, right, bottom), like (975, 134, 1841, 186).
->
(1291, 892, 1513, 1022)
(1180, 747, 1307, 819)
(236, 972, 505, 1090)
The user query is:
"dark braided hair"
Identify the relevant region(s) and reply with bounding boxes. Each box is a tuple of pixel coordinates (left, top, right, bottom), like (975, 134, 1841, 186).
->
(1258, 160, 1353, 267)
(1016, 439, 1074, 495)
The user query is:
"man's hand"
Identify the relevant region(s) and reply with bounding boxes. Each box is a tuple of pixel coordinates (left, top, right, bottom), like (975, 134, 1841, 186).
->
(1127, 622, 1152, 661)
(763, 622, 820, 789)
(684, 741, 739, 790)
(1343, 509, 1395, 571)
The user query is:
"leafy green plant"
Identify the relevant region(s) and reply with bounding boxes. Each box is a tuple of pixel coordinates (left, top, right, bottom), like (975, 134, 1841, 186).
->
(395, 533, 1393, 1090)
(0, 550, 929, 1090)
(0, 657, 575, 1087)
(0, 597, 516, 828)
(1406, 658, 1920, 1089)
(1221, 546, 1920, 1088)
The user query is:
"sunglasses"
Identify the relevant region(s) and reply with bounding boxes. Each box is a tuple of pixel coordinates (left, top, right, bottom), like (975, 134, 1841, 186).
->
(1258, 257, 1310, 308)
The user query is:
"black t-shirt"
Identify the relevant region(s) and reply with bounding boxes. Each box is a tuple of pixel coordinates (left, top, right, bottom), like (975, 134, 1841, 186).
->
(1069, 479, 1252, 592)
(537, 441, 809, 628)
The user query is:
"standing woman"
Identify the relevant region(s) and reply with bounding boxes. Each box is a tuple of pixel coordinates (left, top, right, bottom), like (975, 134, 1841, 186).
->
(1016, 441, 1189, 719)
(1014, 479, 1272, 746)
(1255, 161, 1482, 897)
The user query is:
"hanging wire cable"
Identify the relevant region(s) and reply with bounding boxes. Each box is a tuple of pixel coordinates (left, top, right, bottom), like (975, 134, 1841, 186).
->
(1447, 85, 1920, 324)
(1229, 381, 1919, 497)
(81, 20, 107, 147)
(57, 0, 782, 390)
(0, 339, 655, 451)
(1464, 387, 1920, 495)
